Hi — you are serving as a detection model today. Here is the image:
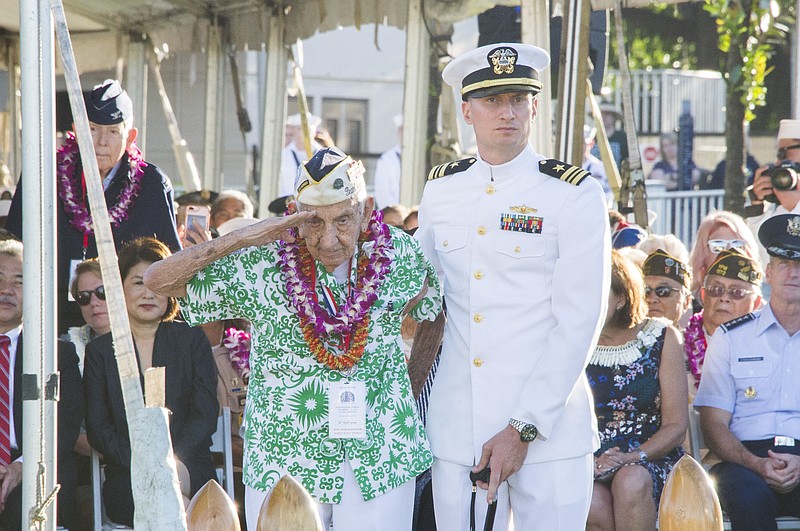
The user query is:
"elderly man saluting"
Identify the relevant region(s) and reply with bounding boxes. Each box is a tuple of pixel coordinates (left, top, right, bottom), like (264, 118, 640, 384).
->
(145, 147, 441, 531)
(6, 79, 181, 334)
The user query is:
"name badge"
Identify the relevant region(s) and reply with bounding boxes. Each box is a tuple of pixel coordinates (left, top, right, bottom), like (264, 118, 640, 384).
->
(737, 356, 764, 362)
(328, 380, 367, 439)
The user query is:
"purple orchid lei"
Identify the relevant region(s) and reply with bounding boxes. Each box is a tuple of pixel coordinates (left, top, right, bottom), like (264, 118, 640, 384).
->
(57, 131, 146, 234)
(277, 209, 393, 337)
(223, 327, 251, 380)
(684, 311, 706, 390)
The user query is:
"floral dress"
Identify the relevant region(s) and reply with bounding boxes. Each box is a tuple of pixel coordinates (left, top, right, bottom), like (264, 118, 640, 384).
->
(586, 318, 685, 504)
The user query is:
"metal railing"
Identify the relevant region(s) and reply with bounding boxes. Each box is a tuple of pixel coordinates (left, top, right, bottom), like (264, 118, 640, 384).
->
(643, 182, 726, 251)
(606, 69, 726, 135)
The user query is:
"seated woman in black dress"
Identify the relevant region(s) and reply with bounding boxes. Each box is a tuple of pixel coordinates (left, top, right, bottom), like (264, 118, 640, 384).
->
(84, 237, 218, 526)
(586, 250, 688, 531)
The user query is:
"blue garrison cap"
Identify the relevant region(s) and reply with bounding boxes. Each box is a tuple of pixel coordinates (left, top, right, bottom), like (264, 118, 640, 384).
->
(84, 79, 133, 125)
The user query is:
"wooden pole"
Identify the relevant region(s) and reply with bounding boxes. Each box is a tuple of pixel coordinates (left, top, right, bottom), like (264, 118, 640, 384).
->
(50, 1, 187, 528)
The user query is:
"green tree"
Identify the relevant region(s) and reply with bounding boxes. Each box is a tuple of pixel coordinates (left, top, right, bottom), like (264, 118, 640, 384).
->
(704, 0, 792, 214)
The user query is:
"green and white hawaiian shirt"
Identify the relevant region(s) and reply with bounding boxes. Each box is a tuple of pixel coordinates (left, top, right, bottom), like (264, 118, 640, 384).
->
(181, 226, 441, 502)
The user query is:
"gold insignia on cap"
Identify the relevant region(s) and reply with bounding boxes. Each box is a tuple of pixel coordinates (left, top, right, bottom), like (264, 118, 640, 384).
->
(744, 386, 757, 399)
(489, 47, 517, 75)
(509, 205, 537, 214)
(788, 216, 800, 237)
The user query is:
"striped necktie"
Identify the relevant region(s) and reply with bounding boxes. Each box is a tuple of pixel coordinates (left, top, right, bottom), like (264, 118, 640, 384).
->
(0, 334, 11, 466)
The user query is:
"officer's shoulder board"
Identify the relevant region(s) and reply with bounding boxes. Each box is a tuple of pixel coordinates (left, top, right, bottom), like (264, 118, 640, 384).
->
(427, 157, 477, 181)
(539, 158, 590, 186)
(720, 312, 756, 333)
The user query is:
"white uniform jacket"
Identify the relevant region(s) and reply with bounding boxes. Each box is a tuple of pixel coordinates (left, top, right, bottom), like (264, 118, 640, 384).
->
(416, 144, 610, 466)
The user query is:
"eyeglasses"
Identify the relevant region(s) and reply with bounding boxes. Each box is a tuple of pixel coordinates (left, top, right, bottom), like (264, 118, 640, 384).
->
(645, 285, 682, 298)
(707, 239, 746, 254)
(777, 143, 800, 160)
(75, 286, 106, 306)
(704, 284, 755, 300)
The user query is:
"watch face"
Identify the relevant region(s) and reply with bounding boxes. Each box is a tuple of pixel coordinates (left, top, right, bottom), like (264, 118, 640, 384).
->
(520, 424, 538, 442)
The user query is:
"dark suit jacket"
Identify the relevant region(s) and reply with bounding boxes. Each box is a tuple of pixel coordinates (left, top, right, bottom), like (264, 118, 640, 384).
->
(84, 321, 218, 497)
(0, 335, 84, 530)
(5, 155, 182, 334)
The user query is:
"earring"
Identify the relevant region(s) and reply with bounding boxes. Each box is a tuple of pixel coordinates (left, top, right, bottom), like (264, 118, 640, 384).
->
(616, 305, 622, 311)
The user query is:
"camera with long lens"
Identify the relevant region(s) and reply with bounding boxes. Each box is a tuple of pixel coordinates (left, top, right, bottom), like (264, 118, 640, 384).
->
(763, 160, 800, 203)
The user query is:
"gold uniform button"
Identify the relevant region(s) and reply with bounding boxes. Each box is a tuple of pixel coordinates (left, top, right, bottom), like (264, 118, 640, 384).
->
(473, 270, 484, 280)
(473, 357, 484, 367)
(477, 226, 487, 235)
(443, 240, 449, 247)
(473, 313, 484, 323)
(485, 185, 495, 195)
(514, 246, 521, 253)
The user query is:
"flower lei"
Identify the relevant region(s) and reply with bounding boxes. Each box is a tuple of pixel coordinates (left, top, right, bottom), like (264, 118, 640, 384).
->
(57, 131, 146, 234)
(684, 311, 707, 390)
(277, 209, 393, 371)
(223, 327, 251, 381)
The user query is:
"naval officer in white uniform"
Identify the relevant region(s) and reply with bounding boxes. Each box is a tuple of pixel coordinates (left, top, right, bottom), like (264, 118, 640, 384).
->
(416, 43, 610, 531)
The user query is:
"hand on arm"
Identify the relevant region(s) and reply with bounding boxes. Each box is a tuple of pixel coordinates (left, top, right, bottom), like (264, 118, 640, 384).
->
(473, 425, 529, 504)
(144, 211, 315, 298)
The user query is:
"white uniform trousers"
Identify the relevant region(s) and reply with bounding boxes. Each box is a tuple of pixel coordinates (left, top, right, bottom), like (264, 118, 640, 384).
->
(245, 459, 415, 531)
(432, 453, 594, 531)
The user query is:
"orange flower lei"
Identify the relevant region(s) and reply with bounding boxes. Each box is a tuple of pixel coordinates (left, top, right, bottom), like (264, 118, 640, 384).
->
(296, 239, 373, 371)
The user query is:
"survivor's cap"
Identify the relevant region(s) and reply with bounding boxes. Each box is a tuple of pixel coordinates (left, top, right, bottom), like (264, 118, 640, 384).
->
(294, 147, 367, 206)
(84, 79, 133, 125)
(778, 119, 800, 140)
(442, 43, 549, 100)
(758, 214, 800, 261)
(706, 248, 763, 285)
(642, 248, 691, 288)
(287, 113, 321, 130)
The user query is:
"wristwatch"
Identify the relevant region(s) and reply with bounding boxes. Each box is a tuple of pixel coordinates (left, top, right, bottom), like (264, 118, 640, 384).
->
(509, 418, 538, 443)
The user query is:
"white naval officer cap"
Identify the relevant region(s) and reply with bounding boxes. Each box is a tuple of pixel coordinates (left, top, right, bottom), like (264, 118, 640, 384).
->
(442, 42, 550, 101)
(294, 147, 367, 206)
(287, 112, 322, 130)
(778, 119, 800, 140)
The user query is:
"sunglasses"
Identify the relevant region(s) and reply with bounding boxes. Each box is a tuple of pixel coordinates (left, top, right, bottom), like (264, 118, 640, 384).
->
(707, 239, 745, 255)
(645, 285, 681, 298)
(75, 286, 106, 306)
(777, 143, 800, 160)
(704, 284, 754, 301)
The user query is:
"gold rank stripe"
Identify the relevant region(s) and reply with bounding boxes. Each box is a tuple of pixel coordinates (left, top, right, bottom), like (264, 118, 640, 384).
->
(559, 164, 590, 185)
(427, 157, 476, 181)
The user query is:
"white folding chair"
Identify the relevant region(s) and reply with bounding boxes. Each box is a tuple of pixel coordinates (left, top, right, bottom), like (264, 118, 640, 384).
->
(210, 406, 235, 501)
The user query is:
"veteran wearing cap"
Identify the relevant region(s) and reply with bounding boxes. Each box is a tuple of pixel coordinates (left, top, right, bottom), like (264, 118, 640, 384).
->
(642, 249, 693, 329)
(415, 43, 610, 530)
(684, 249, 763, 399)
(747, 119, 800, 264)
(144, 146, 442, 531)
(6, 79, 181, 334)
(695, 214, 800, 530)
(279, 112, 324, 198)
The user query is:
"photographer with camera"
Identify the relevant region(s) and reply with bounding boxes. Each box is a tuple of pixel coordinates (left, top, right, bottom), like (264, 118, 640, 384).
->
(746, 119, 800, 268)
